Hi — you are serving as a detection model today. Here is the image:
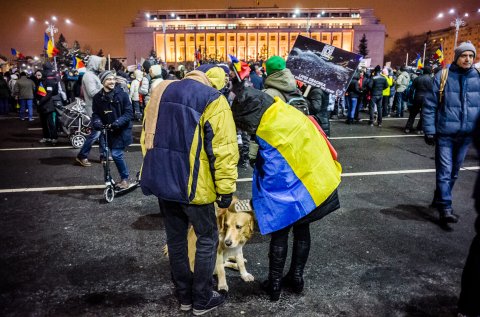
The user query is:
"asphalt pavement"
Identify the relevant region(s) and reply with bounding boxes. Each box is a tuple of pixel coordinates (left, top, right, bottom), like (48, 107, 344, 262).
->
(0, 111, 478, 317)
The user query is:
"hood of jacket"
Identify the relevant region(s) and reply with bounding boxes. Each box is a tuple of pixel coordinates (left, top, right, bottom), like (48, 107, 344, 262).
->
(195, 64, 227, 90)
(184, 70, 215, 89)
(86, 56, 104, 72)
(231, 87, 274, 134)
(134, 69, 143, 80)
(264, 68, 298, 94)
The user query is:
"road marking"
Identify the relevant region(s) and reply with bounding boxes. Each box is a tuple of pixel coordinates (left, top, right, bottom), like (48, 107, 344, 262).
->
(0, 134, 423, 152)
(1, 167, 478, 193)
(330, 134, 421, 140)
(27, 124, 142, 131)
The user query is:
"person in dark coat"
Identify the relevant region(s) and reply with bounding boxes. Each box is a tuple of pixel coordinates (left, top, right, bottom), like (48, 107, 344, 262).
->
(38, 63, 59, 144)
(231, 87, 341, 302)
(91, 71, 133, 189)
(404, 66, 433, 134)
(0, 73, 10, 115)
(345, 72, 362, 124)
(458, 115, 480, 317)
(367, 65, 388, 127)
(304, 86, 331, 136)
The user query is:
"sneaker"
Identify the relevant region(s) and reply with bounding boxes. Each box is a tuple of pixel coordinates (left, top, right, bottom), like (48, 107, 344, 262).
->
(193, 291, 225, 316)
(404, 128, 411, 133)
(29, 118, 34, 122)
(416, 130, 424, 135)
(377, 123, 382, 127)
(39, 138, 51, 143)
(76, 157, 92, 167)
(118, 179, 129, 189)
(180, 303, 192, 311)
(50, 139, 58, 145)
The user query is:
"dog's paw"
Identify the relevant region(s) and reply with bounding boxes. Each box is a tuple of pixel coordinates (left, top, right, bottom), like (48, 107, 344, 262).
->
(241, 272, 254, 282)
(218, 283, 229, 292)
(162, 245, 169, 257)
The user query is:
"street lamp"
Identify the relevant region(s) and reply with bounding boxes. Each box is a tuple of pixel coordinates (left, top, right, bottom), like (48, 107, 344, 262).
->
(437, 8, 469, 49)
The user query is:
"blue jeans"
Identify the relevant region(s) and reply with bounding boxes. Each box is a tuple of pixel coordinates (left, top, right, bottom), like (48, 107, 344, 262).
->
(434, 135, 472, 210)
(347, 96, 358, 120)
(110, 148, 129, 180)
(19, 99, 33, 120)
(369, 95, 383, 124)
(77, 130, 105, 160)
(160, 200, 218, 307)
(395, 92, 405, 117)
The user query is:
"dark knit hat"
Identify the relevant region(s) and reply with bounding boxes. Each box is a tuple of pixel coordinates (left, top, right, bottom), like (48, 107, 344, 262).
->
(265, 56, 286, 75)
(454, 41, 476, 62)
(99, 70, 114, 84)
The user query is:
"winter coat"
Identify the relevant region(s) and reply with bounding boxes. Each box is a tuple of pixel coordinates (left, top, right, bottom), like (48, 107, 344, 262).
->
(368, 74, 388, 97)
(347, 76, 362, 98)
(231, 87, 342, 235)
(37, 72, 59, 114)
(423, 64, 480, 136)
(250, 72, 264, 90)
(412, 74, 433, 104)
(91, 86, 133, 149)
(263, 68, 298, 101)
(395, 71, 410, 92)
(81, 56, 103, 116)
(129, 70, 143, 101)
(14, 76, 36, 99)
(140, 68, 239, 205)
(307, 87, 331, 136)
(381, 75, 393, 97)
(0, 77, 9, 98)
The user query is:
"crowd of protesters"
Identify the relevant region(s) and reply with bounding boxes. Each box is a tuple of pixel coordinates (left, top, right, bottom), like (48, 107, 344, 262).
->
(0, 41, 479, 315)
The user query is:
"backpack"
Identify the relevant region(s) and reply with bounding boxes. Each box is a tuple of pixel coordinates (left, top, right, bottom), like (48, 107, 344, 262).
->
(281, 89, 310, 115)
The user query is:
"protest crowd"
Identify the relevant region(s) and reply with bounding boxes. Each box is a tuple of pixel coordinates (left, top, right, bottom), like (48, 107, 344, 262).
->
(1, 37, 480, 317)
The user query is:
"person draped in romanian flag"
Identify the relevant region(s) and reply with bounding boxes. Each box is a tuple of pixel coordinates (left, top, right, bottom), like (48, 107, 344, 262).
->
(231, 86, 342, 301)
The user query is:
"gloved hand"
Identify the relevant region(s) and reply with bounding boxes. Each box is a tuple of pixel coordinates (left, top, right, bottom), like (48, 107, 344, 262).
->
(216, 193, 233, 208)
(110, 121, 120, 130)
(424, 134, 436, 146)
(249, 159, 256, 168)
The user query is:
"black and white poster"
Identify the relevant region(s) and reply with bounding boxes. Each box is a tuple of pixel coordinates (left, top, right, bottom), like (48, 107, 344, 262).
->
(286, 35, 363, 96)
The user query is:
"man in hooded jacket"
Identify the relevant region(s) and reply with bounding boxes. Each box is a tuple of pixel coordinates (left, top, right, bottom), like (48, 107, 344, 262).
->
(76, 56, 106, 166)
(140, 65, 238, 316)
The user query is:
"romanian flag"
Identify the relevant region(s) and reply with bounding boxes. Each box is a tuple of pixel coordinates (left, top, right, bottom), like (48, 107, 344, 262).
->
(37, 83, 47, 97)
(72, 56, 85, 69)
(228, 54, 250, 80)
(44, 33, 59, 57)
(433, 45, 445, 67)
(10, 48, 25, 59)
(414, 53, 423, 69)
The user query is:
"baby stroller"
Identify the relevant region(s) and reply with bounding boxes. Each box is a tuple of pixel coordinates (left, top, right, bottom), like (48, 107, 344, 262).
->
(56, 98, 91, 148)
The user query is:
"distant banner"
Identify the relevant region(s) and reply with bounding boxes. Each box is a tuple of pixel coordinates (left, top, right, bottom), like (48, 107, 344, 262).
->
(286, 35, 362, 95)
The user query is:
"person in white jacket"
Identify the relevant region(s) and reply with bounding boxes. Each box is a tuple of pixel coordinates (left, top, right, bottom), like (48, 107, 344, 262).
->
(129, 69, 144, 121)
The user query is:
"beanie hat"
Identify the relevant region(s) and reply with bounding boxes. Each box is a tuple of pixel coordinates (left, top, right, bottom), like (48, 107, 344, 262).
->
(454, 41, 476, 62)
(265, 56, 286, 75)
(99, 70, 114, 84)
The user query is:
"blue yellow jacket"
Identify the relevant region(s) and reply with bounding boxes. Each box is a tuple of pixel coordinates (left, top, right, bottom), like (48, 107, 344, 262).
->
(232, 87, 341, 234)
(140, 68, 239, 204)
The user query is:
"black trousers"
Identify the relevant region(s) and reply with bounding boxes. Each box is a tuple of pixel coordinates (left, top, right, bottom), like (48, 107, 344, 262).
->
(458, 201, 480, 315)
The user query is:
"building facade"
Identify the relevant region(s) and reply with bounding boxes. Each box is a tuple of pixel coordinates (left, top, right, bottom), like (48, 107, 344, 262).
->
(125, 7, 386, 67)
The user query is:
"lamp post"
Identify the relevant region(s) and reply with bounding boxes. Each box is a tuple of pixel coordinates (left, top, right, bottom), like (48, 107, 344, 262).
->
(436, 8, 471, 49)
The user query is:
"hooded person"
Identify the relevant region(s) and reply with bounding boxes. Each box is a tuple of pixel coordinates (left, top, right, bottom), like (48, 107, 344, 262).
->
(231, 87, 342, 301)
(148, 65, 164, 91)
(81, 56, 105, 116)
(140, 64, 238, 315)
(263, 55, 298, 101)
(75, 55, 107, 167)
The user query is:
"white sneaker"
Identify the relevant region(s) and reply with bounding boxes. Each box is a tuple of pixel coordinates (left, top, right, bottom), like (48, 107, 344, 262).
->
(39, 138, 51, 143)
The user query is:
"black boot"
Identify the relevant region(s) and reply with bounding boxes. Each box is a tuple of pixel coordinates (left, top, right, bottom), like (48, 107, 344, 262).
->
(282, 240, 310, 293)
(262, 244, 288, 301)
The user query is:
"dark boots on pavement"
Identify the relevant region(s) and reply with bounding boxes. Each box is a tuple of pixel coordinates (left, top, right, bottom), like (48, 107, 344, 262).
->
(262, 244, 288, 301)
(282, 239, 311, 293)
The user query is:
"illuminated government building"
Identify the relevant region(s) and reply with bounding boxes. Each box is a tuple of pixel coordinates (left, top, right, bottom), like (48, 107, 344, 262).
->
(125, 7, 386, 67)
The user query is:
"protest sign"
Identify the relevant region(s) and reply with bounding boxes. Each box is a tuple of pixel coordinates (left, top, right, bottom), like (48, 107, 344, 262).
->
(286, 35, 362, 95)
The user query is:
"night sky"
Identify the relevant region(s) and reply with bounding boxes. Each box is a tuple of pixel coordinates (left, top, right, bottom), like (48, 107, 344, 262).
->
(2, 0, 479, 58)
